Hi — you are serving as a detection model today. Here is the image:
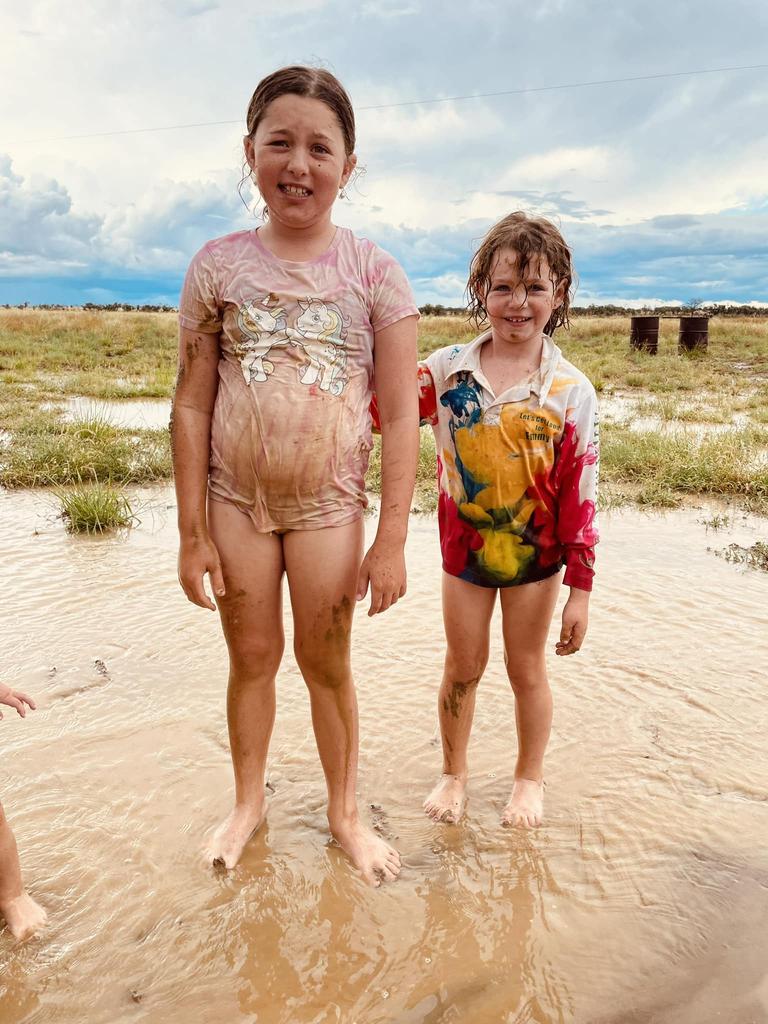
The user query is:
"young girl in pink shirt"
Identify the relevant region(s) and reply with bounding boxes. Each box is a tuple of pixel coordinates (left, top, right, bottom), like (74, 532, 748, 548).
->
(420, 213, 599, 829)
(172, 66, 419, 886)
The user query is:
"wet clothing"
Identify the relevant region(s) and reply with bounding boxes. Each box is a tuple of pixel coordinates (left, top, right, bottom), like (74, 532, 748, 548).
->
(179, 228, 418, 531)
(420, 332, 599, 591)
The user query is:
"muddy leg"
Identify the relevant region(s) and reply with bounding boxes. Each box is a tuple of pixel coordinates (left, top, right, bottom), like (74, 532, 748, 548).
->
(424, 573, 496, 824)
(205, 500, 285, 868)
(284, 520, 401, 887)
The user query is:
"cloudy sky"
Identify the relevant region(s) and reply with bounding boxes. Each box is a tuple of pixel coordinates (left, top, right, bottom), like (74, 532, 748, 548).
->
(2, 0, 767, 308)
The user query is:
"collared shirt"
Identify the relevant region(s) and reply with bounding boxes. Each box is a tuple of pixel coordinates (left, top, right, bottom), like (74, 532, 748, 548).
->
(420, 331, 599, 590)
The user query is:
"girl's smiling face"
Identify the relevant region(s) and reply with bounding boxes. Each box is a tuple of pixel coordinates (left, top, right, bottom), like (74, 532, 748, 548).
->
(245, 93, 356, 234)
(484, 248, 565, 347)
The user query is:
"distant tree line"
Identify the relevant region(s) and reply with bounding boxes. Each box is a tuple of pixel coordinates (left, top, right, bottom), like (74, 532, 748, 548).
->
(4, 302, 176, 313)
(418, 303, 767, 318)
(3, 301, 766, 317)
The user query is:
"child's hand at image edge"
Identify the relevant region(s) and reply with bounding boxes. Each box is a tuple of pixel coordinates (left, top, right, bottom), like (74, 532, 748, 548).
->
(0, 684, 37, 720)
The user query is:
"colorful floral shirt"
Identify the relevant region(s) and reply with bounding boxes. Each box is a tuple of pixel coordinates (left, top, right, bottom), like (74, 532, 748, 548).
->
(421, 331, 599, 590)
(179, 227, 418, 532)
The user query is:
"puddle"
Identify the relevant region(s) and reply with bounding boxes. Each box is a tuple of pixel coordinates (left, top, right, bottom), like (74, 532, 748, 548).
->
(1, 488, 767, 1024)
(41, 397, 172, 431)
(601, 391, 756, 434)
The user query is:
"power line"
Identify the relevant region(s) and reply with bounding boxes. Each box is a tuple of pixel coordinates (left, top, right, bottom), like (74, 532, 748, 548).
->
(13, 63, 768, 144)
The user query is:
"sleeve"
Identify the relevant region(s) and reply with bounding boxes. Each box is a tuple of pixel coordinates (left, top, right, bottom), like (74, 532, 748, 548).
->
(417, 360, 438, 427)
(557, 382, 599, 591)
(369, 360, 437, 434)
(178, 243, 223, 334)
(367, 247, 420, 333)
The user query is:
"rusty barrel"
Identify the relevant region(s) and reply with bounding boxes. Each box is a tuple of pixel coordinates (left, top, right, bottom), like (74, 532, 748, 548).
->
(678, 316, 709, 353)
(630, 315, 660, 354)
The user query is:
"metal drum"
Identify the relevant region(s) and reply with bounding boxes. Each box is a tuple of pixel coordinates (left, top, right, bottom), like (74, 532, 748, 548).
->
(678, 316, 709, 353)
(630, 315, 660, 354)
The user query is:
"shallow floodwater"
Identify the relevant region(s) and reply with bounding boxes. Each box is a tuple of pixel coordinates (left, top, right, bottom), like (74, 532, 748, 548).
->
(1, 489, 767, 1024)
(600, 391, 755, 434)
(44, 397, 172, 431)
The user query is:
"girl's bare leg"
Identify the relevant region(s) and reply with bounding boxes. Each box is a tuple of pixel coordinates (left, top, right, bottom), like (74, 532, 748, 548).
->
(206, 500, 285, 868)
(423, 573, 496, 823)
(499, 574, 561, 827)
(284, 520, 400, 887)
(0, 803, 47, 941)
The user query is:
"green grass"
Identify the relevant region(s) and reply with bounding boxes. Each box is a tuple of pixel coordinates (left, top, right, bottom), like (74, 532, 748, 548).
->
(56, 482, 135, 533)
(601, 425, 768, 513)
(0, 309, 176, 397)
(1, 310, 767, 514)
(698, 512, 732, 531)
(0, 410, 171, 488)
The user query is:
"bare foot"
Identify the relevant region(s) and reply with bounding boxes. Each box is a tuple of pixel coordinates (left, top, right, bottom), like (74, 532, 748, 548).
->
(501, 778, 543, 828)
(1, 892, 47, 941)
(330, 818, 401, 887)
(205, 800, 268, 869)
(423, 773, 467, 823)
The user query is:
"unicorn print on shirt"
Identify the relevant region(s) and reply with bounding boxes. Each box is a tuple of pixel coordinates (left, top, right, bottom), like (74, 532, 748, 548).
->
(235, 296, 289, 384)
(295, 298, 351, 394)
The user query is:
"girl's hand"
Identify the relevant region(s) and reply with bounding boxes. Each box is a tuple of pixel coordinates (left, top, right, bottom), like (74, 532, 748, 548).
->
(556, 588, 590, 656)
(178, 534, 226, 611)
(356, 541, 407, 617)
(0, 684, 36, 719)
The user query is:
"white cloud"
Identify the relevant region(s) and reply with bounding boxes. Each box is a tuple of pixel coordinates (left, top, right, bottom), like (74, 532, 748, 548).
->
(0, 156, 102, 270)
(357, 1, 419, 16)
(1, 0, 767, 304)
(502, 146, 613, 184)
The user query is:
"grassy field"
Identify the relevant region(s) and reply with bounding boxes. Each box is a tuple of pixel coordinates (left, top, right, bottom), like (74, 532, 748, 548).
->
(1, 309, 767, 523)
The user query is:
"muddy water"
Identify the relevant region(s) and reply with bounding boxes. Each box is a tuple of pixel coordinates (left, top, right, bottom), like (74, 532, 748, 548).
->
(1, 489, 767, 1024)
(44, 397, 172, 430)
(600, 392, 756, 434)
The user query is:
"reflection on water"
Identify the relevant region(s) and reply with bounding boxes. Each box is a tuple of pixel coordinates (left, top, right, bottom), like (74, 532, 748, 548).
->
(41, 397, 172, 431)
(1, 487, 767, 1023)
(599, 391, 754, 435)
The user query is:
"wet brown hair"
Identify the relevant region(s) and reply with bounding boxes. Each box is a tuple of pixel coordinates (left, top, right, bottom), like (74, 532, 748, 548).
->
(467, 211, 574, 335)
(245, 65, 356, 155)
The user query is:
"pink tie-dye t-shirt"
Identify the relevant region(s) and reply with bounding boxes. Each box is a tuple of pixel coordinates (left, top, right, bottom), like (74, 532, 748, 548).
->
(179, 227, 418, 532)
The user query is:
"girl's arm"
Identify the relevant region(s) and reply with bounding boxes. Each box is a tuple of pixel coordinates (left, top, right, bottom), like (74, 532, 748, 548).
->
(555, 385, 599, 655)
(357, 314, 420, 616)
(171, 326, 225, 611)
(370, 361, 438, 430)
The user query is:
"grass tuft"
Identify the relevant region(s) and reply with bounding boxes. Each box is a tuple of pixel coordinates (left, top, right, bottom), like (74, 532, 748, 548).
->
(56, 483, 135, 533)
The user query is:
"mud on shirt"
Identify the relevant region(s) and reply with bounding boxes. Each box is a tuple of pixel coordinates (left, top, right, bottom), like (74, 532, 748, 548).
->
(179, 227, 418, 531)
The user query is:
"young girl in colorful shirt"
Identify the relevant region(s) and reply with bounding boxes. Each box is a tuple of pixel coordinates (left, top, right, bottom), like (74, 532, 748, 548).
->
(420, 212, 598, 829)
(172, 67, 419, 886)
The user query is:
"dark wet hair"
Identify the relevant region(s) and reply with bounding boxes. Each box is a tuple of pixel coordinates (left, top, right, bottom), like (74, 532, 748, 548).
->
(245, 65, 356, 155)
(467, 212, 574, 335)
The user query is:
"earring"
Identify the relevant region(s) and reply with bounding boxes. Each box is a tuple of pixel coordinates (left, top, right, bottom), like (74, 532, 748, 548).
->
(339, 186, 348, 199)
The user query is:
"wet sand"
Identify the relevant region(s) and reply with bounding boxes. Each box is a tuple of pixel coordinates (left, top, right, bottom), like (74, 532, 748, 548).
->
(1, 488, 767, 1024)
